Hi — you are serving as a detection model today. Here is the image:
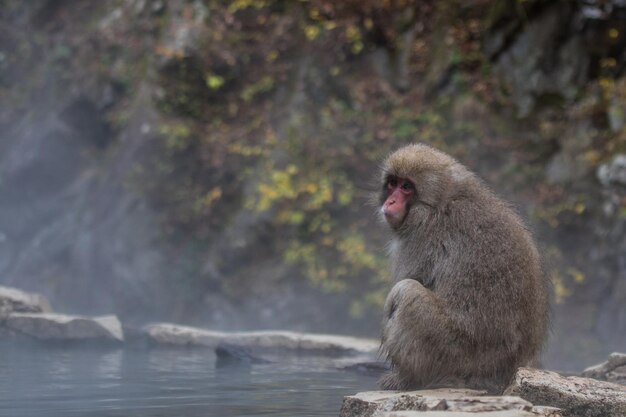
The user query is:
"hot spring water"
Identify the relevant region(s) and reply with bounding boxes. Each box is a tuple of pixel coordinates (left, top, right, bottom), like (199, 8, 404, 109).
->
(0, 343, 378, 417)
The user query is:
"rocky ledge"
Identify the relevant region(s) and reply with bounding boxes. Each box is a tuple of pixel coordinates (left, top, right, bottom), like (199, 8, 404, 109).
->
(340, 388, 560, 417)
(341, 366, 626, 417)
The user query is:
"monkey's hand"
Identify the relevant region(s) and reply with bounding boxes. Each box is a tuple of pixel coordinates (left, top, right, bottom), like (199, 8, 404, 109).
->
(383, 279, 424, 321)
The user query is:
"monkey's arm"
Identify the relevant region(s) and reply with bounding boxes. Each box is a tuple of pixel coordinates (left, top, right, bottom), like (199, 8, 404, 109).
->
(383, 278, 452, 334)
(381, 278, 462, 386)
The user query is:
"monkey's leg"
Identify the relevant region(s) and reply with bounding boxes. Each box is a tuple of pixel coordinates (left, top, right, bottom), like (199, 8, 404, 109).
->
(380, 279, 458, 390)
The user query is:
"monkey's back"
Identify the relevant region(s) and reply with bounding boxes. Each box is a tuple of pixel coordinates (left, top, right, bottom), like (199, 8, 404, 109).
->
(428, 183, 548, 387)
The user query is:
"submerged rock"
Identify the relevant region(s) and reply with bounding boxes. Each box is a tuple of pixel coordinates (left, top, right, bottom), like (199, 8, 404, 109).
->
(504, 367, 626, 417)
(143, 323, 378, 354)
(0, 285, 51, 316)
(581, 352, 626, 385)
(338, 388, 559, 417)
(341, 360, 390, 376)
(4, 313, 123, 345)
(215, 343, 272, 366)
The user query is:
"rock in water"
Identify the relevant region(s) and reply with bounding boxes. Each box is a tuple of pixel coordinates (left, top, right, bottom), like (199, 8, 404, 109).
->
(215, 343, 271, 366)
(4, 313, 123, 345)
(341, 361, 390, 376)
(0, 285, 51, 316)
(142, 323, 378, 354)
(582, 352, 626, 385)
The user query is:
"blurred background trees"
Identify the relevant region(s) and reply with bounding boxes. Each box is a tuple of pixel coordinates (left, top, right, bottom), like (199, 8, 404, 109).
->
(0, 0, 625, 370)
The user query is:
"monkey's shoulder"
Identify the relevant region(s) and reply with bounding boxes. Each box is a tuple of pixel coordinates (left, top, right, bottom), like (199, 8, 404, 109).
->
(429, 199, 539, 284)
(442, 196, 529, 241)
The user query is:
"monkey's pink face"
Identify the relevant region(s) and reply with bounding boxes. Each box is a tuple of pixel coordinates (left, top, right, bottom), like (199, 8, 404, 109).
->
(382, 176, 415, 228)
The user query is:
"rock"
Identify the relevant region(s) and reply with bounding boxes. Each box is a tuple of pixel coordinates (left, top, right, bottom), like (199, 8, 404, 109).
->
(597, 154, 626, 187)
(338, 389, 556, 417)
(0, 285, 51, 317)
(382, 411, 539, 417)
(582, 352, 626, 385)
(4, 313, 123, 345)
(121, 325, 152, 348)
(504, 367, 626, 417)
(155, 0, 208, 66)
(341, 360, 390, 376)
(143, 323, 378, 354)
(530, 406, 564, 417)
(491, 3, 588, 117)
(215, 343, 272, 366)
(545, 121, 594, 185)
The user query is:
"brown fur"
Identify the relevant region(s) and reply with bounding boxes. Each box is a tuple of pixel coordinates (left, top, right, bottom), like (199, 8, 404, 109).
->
(378, 144, 549, 394)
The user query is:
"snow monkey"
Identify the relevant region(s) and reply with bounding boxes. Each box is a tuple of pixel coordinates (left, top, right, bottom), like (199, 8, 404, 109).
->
(378, 143, 549, 393)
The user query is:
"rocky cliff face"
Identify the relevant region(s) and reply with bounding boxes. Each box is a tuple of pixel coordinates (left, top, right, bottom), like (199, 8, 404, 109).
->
(0, 2, 184, 320)
(484, 1, 626, 369)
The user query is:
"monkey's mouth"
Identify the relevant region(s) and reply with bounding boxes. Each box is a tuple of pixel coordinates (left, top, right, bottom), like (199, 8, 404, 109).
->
(382, 208, 405, 228)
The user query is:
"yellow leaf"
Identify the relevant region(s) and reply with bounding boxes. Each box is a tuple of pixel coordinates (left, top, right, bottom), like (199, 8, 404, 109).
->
(304, 25, 320, 41)
(205, 74, 225, 90)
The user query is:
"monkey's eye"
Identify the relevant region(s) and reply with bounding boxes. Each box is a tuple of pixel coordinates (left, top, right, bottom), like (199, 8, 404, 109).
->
(400, 181, 414, 192)
(387, 177, 398, 189)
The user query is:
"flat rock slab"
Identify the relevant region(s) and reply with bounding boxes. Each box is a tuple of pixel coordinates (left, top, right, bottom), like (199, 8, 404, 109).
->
(505, 367, 626, 417)
(338, 389, 556, 417)
(582, 352, 626, 385)
(143, 323, 378, 354)
(0, 285, 51, 315)
(382, 412, 539, 417)
(5, 313, 123, 344)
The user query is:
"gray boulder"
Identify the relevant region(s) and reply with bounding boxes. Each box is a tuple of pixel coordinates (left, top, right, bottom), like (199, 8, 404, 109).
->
(4, 312, 123, 344)
(504, 367, 626, 417)
(0, 285, 51, 316)
(143, 322, 378, 354)
(582, 352, 626, 385)
(338, 388, 560, 417)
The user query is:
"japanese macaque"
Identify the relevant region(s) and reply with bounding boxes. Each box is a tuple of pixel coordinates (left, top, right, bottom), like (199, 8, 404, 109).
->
(378, 144, 549, 393)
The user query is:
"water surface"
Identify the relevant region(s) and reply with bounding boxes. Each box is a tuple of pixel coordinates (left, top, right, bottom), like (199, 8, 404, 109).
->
(0, 344, 379, 417)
